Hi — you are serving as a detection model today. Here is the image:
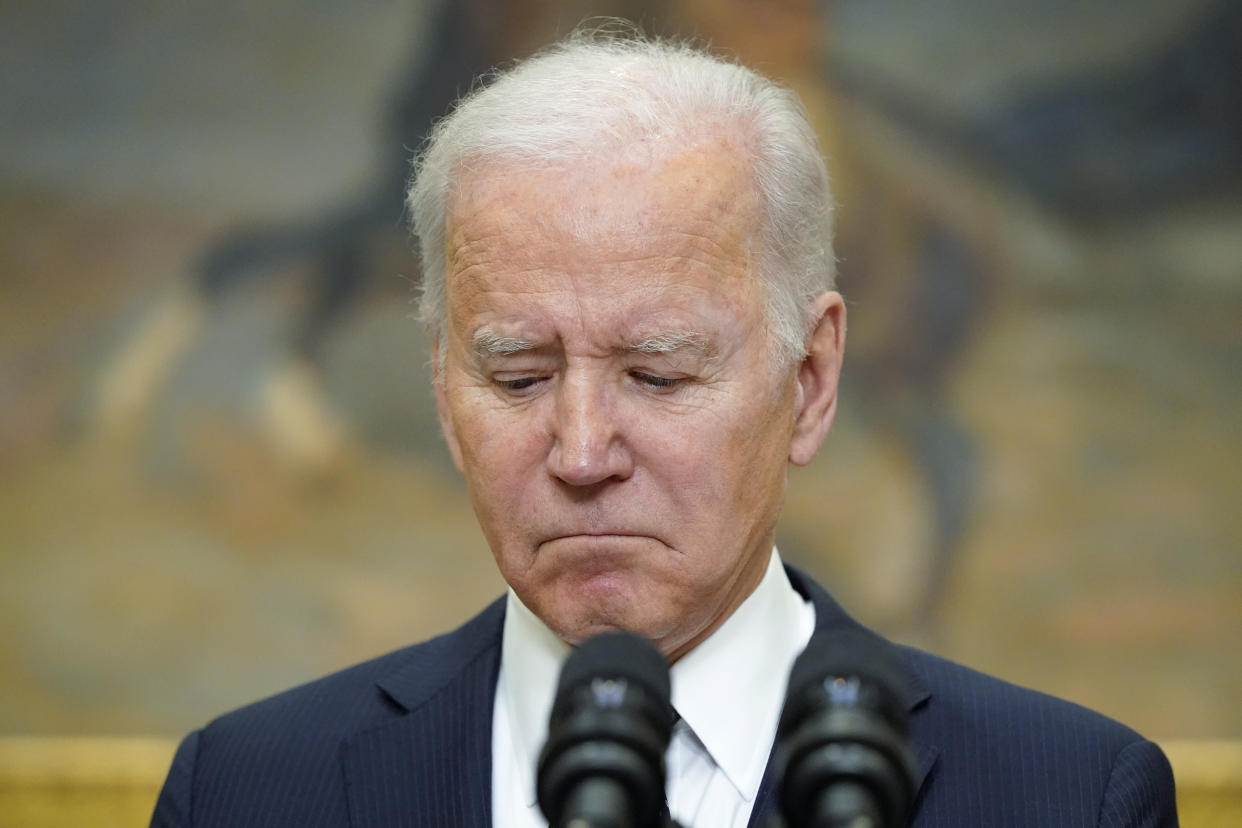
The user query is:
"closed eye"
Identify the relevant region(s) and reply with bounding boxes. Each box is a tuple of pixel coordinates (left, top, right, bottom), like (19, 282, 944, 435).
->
(630, 371, 680, 389)
(497, 376, 543, 392)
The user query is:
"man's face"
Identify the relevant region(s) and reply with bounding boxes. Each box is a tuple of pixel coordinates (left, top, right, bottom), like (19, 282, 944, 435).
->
(435, 139, 827, 660)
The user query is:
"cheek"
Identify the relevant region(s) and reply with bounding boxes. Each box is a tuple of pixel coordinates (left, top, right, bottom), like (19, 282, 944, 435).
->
(467, 427, 541, 484)
(456, 420, 550, 557)
(636, 409, 755, 511)
(694, 396, 792, 501)
(451, 401, 541, 490)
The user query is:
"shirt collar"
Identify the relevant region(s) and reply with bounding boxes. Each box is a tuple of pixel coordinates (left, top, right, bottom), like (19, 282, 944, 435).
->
(499, 588, 570, 807)
(668, 549, 815, 801)
(497, 549, 813, 807)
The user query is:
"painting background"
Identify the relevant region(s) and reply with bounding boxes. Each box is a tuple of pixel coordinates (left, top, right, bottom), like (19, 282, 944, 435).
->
(1, 0, 1238, 741)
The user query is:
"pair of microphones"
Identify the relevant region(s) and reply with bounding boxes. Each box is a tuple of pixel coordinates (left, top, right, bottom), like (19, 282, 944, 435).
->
(536, 627, 917, 828)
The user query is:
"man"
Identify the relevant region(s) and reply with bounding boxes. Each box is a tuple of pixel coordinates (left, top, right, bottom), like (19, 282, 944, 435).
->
(151, 30, 1177, 828)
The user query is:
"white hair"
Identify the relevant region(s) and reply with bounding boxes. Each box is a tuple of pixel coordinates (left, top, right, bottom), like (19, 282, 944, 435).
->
(408, 25, 835, 366)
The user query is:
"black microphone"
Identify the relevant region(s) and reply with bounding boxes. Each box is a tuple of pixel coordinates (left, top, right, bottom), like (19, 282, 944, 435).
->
(537, 630, 675, 828)
(773, 628, 918, 828)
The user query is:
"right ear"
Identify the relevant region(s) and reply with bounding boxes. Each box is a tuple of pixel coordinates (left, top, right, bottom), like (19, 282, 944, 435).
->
(431, 338, 466, 475)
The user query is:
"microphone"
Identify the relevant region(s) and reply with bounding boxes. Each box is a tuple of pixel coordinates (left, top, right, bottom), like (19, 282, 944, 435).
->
(773, 628, 918, 828)
(537, 630, 676, 828)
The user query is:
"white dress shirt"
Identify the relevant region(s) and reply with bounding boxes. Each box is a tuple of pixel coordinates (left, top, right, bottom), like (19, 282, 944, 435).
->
(491, 549, 816, 827)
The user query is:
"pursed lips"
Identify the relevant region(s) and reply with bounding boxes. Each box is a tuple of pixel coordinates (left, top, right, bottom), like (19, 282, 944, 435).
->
(538, 531, 667, 550)
(545, 531, 651, 542)
(534, 534, 669, 578)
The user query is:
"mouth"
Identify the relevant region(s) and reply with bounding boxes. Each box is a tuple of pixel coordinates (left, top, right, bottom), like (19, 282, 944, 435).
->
(533, 536, 659, 587)
(541, 533, 652, 552)
(548, 531, 648, 540)
(538, 532, 665, 554)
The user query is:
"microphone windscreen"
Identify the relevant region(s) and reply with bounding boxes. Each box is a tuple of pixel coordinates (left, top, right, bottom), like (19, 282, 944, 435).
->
(538, 630, 675, 826)
(555, 630, 672, 708)
(781, 627, 910, 731)
(776, 627, 918, 828)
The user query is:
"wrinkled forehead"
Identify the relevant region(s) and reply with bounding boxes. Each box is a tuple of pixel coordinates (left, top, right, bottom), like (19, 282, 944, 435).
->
(444, 134, 764, 254)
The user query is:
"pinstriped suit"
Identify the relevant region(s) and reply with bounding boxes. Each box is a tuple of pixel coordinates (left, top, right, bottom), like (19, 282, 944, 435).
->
(150, 566, 1177, 827)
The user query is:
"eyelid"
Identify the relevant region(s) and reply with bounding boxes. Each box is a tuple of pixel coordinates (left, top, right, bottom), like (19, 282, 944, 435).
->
(495, 378, 544, 396)
(491, 368, 549, 394)
(629, 370, 683, 389)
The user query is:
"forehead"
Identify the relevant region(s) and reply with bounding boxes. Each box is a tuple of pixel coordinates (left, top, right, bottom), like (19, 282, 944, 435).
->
(444, 138, 765, 322)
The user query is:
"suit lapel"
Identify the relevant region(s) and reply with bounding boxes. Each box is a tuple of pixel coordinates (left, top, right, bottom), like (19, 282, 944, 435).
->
(343, 598, 505, 828)
(748, 566, 940, 826)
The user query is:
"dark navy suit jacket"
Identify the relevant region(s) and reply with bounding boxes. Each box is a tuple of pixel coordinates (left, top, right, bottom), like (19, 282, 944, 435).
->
(151, 567, 1177, 827)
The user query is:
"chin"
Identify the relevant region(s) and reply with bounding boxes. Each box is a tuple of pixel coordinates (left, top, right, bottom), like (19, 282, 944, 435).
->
(545, 585, 668, 645)
(511, 561, 687, 643)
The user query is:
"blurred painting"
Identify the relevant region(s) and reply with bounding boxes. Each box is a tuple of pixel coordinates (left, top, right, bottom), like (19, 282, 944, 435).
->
(1, 0, 1238, 745)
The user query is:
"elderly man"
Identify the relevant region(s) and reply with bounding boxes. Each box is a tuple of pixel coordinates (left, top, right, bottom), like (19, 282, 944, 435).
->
(151, 31, 1177, 828)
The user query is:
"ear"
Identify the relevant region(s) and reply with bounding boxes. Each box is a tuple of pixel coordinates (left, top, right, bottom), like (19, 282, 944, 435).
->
(789, 291, 846, 466)
(431, 339, 466, 475)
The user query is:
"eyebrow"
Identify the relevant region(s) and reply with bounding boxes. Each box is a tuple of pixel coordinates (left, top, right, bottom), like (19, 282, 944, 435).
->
(471, 330, 535, 356)
(625, 331, 714, 357)
(469, 328, 715, 358)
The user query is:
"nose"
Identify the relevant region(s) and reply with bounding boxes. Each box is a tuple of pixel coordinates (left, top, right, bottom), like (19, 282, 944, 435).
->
(545, 372, 634, 487)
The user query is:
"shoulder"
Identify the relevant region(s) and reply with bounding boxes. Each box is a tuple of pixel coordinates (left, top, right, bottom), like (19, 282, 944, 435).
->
(900, 646, 1177, 827)
(789, 564, 1171, 791)
(150, 597, 506, 826)
(902, 644, 1138, 738)
(199, 596, 505, 749)
(786, 566, 1174, 824)
(902, 644, 1148, 751)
